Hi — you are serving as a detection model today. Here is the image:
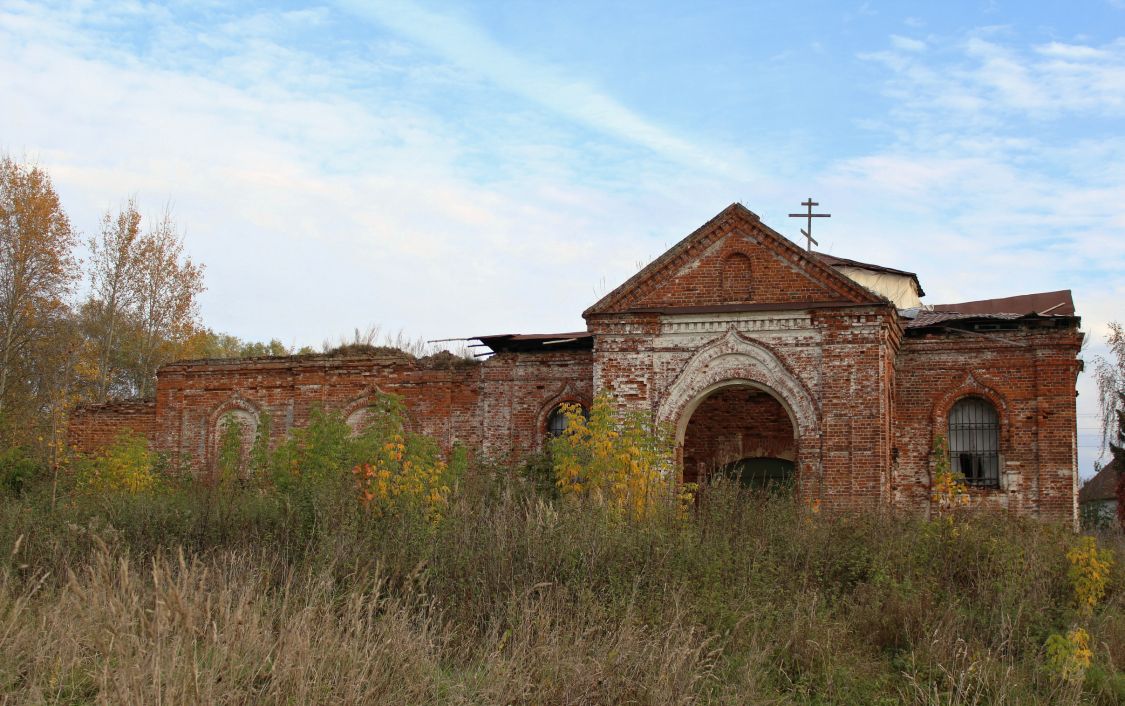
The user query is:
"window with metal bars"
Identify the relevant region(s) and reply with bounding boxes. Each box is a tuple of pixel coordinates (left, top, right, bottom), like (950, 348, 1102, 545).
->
(947, 397, 1000, 487)
(546, 403, 587, 438)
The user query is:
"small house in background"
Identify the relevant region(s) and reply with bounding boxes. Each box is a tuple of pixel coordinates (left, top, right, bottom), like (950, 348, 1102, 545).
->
(1079, 459, 1120, 530)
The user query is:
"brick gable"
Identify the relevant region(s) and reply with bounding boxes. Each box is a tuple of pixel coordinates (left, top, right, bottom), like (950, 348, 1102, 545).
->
(584, 203, 881, 316)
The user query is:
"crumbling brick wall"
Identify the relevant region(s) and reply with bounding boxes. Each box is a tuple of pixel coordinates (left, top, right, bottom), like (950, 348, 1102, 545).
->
(67, 400, 157, 452)
(67, 316, 1081, 525)
(70, 349, 593, 476)
(589, 305, 900, 511)
(894, 321, 1083, 524)
(66, 199, 1083, 525)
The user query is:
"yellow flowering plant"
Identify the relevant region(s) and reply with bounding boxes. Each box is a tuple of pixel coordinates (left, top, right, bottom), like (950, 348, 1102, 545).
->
(1045, 627, 1093, 683)
(549, 392, 675, 519)
(1044, 536, 1113, 684)
(1067, 535, 1113, 617)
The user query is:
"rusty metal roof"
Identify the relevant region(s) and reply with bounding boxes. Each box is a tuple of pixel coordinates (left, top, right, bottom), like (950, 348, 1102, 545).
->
(1079, 459, 1120, 504)
(904, 289, 1078, 331)
(904, 310, 1024, 329)
(932, 290, 1074, 317)
(474, 331, 593, 354)
(813, 253, 925, 296)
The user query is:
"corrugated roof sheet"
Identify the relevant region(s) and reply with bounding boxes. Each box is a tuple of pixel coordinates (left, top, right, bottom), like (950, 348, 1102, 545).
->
(904, 311, 1023, 329)
(906, 289, 1077, 330)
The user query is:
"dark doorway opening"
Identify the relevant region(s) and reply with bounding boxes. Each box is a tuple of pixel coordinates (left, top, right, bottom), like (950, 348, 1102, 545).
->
(682, 384, 796, 487)
(717, 456, 795, 492)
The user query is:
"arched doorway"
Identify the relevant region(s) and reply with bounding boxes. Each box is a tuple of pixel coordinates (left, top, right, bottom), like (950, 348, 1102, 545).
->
(681, 383, 797, 488)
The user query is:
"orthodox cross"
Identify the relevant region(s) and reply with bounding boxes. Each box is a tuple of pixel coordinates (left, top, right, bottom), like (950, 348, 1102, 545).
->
(788, 198, 831, 251)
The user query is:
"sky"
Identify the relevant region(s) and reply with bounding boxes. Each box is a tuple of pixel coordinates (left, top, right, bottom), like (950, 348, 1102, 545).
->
(1, 0, 1123, 478)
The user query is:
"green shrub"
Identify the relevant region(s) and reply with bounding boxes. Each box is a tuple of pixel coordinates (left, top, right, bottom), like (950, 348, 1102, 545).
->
(0, 446, 43, 497)
(73, 430, 158, 494)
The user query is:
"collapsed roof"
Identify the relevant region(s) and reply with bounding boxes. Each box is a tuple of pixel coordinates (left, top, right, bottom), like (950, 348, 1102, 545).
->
(905, 290, 1077, 331)
(474, 332, 593, 354)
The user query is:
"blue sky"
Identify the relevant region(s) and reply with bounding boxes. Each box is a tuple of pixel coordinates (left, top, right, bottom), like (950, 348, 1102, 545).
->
(2, 1, 1123, 477)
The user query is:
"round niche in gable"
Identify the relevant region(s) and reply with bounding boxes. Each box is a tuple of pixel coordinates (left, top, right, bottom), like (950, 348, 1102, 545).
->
(720, 252, 753, 302)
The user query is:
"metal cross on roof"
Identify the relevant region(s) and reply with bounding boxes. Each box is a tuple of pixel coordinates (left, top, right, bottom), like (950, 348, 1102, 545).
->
(788, 198, 831, 251)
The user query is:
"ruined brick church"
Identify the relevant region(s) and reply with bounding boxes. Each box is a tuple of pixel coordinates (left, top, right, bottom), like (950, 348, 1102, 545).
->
(70, 204, 1084, 522)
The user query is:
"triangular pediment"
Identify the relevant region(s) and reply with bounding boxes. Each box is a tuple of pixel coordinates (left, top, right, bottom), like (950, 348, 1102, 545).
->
(584, 203, 883, 317)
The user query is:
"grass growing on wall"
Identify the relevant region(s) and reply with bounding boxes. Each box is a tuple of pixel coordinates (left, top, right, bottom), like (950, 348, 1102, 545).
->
(0, 404, 1123, 704)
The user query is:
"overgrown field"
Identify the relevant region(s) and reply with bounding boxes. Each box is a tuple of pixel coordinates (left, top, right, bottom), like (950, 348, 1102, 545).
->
(1, 407, 1123, 704)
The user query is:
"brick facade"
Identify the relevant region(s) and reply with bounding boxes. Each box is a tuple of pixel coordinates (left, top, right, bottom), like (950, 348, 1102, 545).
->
(69, 204, 1083, 524)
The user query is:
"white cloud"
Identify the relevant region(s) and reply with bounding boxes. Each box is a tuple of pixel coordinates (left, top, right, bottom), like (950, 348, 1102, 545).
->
(890, 35, 926, 52)
(334, 0, 755, 181)
(1, 2, 705, 346)
(866, 33, 1125, 122)
(1036, 41, 1108, 60)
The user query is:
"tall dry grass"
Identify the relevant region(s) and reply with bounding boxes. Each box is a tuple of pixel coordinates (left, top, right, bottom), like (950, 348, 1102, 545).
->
(1, 471, 1123, 704)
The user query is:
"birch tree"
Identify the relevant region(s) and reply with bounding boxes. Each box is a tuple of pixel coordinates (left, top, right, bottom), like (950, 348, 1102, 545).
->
(1093, 322, 1125, 530)
(124, 209, 204, 397)
(1094, 322, 1125, 460)
(83, 199, 142, 400)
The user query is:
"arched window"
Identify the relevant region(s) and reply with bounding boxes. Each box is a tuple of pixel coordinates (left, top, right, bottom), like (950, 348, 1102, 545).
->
(546, 403, 586, 438)
(948, 397, 1000, 487)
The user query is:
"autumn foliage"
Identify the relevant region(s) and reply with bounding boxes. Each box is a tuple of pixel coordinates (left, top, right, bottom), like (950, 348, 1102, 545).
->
(73, 429, 158, 494)
(350, 395, 458, 523)
(930, 434, 970, 515)
(0, 156, 209, 478)
(549, 392, 676, 519)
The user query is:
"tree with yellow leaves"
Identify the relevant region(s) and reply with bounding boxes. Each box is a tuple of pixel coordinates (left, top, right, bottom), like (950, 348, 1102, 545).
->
(0, 156, 79, 433)
(550, 392, 675, 519)
(81, 203, 205, 400)
(351, 394, 458, 523)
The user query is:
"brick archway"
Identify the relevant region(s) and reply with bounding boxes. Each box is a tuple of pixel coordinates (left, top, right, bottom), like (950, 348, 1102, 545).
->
(681, 382, 797, 486)
(657, 327, 822, 495)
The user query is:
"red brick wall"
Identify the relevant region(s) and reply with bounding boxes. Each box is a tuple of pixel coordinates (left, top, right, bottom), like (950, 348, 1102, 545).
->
(70, 349, 592, 474)
(682, 387, 794, 484)
(68, 400, 157, 451)
(67, 315, 1082, 525)
(64, 195, 1081, 524)
(812, 309, 899, 509)
(894, 322, 1083, 524)
(632, 234, 856, 309)
(587, 304, 902, 511)
(588, 205, 879, 316)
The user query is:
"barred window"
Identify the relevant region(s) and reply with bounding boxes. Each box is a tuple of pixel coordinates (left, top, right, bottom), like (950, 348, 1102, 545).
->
(546, 403, 586, 437)
(948, 397, 1000, 487)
